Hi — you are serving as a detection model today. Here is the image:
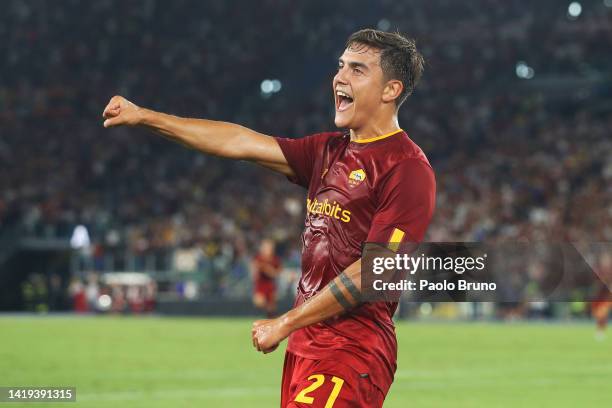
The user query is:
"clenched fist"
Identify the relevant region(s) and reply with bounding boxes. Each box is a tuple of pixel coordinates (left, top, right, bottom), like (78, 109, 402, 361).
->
(102, 95, 145, 128)
(252, 317, 293, 354)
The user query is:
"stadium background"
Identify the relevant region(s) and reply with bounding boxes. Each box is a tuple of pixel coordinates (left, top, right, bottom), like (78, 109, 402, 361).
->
(1, 0, 611, 406)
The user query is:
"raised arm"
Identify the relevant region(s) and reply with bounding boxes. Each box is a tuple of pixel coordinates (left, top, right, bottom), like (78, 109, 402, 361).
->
(101, 95, 293, 176)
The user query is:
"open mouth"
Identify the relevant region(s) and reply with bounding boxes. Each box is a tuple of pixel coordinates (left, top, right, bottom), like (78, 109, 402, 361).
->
(336, 90, 354, 112)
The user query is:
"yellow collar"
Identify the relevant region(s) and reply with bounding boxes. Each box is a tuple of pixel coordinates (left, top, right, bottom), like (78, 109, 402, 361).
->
(352, 129, 403, 144)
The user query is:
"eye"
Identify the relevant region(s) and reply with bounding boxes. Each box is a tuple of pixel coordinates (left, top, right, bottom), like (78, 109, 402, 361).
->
(352, 67, 363, 75)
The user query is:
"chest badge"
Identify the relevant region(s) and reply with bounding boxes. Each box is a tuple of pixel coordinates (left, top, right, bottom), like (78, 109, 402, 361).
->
(348, 169, 366, 186)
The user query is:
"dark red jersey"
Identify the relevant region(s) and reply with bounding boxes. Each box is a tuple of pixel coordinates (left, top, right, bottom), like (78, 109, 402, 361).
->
(253, 254, 282, 284)
(275, 129, 436, 394)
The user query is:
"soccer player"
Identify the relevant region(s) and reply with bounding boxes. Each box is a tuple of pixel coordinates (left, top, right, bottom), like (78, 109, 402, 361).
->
(592, 252, 612, 340)
(592, 293, 611, 341)
(102, 29, 435, 407)
(252, 239, 282, 317)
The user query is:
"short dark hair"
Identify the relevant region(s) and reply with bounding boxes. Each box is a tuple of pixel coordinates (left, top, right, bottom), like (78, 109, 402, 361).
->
(346, 29, 424, 107)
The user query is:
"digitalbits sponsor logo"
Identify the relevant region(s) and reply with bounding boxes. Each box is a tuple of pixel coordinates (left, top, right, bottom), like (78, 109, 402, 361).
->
(306, 198, 351, 223)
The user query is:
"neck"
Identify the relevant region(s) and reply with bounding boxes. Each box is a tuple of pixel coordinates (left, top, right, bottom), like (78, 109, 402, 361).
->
(349, 115, 400, 142)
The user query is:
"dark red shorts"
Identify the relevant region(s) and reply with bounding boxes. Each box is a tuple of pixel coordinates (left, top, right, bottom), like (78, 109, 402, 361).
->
(254, 280, 276, 303)
(281, 351, 385, 408)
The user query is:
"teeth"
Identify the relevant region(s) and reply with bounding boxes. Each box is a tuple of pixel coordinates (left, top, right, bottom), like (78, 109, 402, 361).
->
(336, 90, 351, 99)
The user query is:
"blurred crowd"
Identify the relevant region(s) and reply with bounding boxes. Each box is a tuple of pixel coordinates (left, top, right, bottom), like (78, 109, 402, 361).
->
(1, 0, 611, 299)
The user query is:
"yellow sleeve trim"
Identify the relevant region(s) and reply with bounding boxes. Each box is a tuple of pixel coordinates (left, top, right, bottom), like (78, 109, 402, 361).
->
(352, 129, 403, 144)
(388, 228, 405, 252)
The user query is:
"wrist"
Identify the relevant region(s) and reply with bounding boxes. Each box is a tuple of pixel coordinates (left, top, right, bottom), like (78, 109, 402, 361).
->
(138, 108, 155, 126)
(280, 310, 300, 335)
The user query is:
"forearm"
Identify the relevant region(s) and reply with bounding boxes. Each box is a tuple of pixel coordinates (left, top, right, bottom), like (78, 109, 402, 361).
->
(283, 259, 363, 332)
(140, 108, 268, 160)
(103, 95, 292, 175)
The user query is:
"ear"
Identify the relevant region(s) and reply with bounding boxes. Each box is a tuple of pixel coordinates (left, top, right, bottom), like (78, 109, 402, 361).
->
(381, 80, 403, 103)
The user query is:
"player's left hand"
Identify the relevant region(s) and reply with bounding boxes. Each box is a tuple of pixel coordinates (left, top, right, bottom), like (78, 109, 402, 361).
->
(251, 317, 292, 354)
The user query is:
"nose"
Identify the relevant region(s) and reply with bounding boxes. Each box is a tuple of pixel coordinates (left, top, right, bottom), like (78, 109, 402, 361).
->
(334, 66, 349, 86)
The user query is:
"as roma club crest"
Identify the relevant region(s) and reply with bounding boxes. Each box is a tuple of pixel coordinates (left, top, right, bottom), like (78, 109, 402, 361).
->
(348, 169, 366, 186)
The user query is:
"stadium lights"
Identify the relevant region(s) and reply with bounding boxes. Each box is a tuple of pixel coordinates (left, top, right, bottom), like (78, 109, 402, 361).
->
(260, 79, 282, 98)
(515, 61, 535, 79)
(271, 79, 282, 92)
(377, 18, 391, 31)
(567, 2, 582, 19)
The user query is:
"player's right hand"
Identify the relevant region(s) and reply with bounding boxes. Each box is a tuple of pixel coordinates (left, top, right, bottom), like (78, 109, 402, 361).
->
(102, 95, 144, 128)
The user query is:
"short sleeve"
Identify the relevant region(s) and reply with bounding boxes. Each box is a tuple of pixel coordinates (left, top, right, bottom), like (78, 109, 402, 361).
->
(367, 159, 436, 244)
(275, 133, 332, 188)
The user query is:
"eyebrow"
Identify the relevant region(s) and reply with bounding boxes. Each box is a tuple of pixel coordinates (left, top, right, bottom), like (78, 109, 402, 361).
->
(338, 58, 369, 71)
